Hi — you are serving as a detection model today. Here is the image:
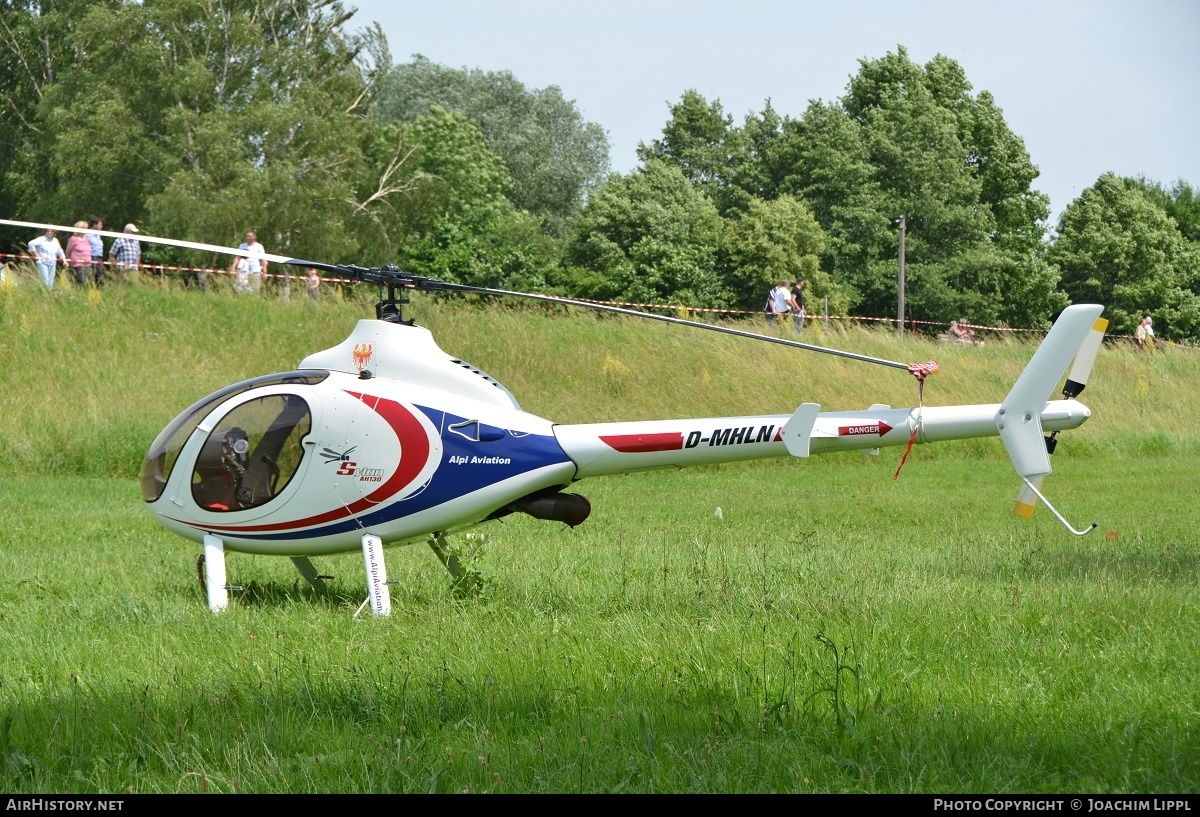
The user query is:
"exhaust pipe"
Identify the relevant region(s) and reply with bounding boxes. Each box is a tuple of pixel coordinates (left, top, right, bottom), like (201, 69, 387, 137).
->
(510, 489, 591, 527)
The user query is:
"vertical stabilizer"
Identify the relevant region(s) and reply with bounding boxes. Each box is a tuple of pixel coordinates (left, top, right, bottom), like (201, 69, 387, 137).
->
(781, 403, 821, 458)
(995, 304, 1104, 479)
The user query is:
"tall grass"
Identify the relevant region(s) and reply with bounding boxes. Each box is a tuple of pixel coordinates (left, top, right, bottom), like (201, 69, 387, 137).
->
(2, 458, 1198, 793)
(1, 277, 1198, 793)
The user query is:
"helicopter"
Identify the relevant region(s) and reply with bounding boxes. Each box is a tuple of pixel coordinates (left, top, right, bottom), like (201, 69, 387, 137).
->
(2, 219, 1108, 616)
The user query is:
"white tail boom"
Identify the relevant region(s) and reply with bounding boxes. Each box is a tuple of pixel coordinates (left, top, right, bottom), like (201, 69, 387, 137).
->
(556, 304, 1104, 535)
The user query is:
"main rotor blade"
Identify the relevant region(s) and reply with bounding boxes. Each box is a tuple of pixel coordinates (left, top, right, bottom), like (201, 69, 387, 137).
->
(1, 218, 913, 371)
(388, 275, 913, 372)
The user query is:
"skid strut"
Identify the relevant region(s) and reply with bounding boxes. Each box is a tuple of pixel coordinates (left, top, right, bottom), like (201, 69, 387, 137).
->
(355, 534, 393, 617)
(1019, 478, 1098, 537)
(202, 535, 229, 613)
(290, 556, 329, 589)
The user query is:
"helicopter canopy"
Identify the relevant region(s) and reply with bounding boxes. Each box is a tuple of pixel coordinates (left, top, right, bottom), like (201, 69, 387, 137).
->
(140, 371, 327, 506)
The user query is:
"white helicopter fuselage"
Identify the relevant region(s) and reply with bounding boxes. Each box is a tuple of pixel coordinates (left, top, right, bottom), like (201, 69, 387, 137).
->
(142, 317, 1093, 558)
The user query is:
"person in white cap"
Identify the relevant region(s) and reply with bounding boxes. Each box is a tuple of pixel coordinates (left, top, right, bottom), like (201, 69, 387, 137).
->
(109, 223, 141, 273)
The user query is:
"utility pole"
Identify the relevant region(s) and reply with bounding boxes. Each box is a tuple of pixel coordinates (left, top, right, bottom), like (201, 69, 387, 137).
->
(896, 214, 906, 335)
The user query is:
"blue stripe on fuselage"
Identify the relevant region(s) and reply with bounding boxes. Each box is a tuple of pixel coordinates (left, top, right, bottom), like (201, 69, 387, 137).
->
(226, 406, 571, 541)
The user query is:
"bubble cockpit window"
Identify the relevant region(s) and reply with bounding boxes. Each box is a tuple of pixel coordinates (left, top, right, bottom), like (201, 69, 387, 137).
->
(139, 371, 327, 503)
(191, 393, 312, 512)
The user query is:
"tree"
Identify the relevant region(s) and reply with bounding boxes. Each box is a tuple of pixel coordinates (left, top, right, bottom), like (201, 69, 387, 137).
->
(1, 0, 157, 233)
(775, 47, 1063, 326)
(1134, 176, 1200, 245)
(633, 49, 1063, 326)
(733, 101, 799, 208)
(957, 88, 1051, 254)
(723, 195, 847, 313)
(376, 55, 610, 234)
(638, 90, 749, 215)
(1050, 173, 1200, 339)
(391, 107, 559, 290)
(0, 0, 425, 267)
(772, 100, 893, 311)
(845, 49, 995, 312)
(564, 160, 726, 307)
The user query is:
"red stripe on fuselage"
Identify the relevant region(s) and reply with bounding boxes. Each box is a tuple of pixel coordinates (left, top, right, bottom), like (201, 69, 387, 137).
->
(599, 433, 684, 453)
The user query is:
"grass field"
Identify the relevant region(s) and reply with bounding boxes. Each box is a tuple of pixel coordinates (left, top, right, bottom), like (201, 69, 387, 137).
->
(0, 277, 1197, 793)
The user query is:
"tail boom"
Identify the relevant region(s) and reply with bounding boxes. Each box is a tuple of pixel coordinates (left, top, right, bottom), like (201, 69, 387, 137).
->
(554, 303, 1103, 533)
(554, 399, 1091, 479)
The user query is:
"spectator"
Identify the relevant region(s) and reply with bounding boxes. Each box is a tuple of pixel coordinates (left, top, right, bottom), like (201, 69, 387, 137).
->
(186, 264, 209, 291)
(767, 280, 792, 326)
(109, 223, 141, 274)
(232, 258, 251, 294)
(1140, 316, 1156, 351)
(87, 217, 106, 287)
(230, 230, 267, 295)
(306, 267, 320, 300)
(790, 279, 807, 333)
(28, 227, 65, 289)
(949, 317, 982, 345)
(66, 221, 93, 287)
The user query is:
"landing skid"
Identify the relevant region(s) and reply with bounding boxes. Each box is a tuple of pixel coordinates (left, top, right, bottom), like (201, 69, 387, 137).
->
(195, 533, 480, 615)
(196, 535, 389, 615)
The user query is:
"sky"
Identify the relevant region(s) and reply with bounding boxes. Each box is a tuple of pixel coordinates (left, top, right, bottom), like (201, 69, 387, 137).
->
(346, 0, 1199, 225)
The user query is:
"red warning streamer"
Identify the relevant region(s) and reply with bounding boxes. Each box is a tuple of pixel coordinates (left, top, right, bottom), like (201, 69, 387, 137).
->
(894, 362, 937, 479)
